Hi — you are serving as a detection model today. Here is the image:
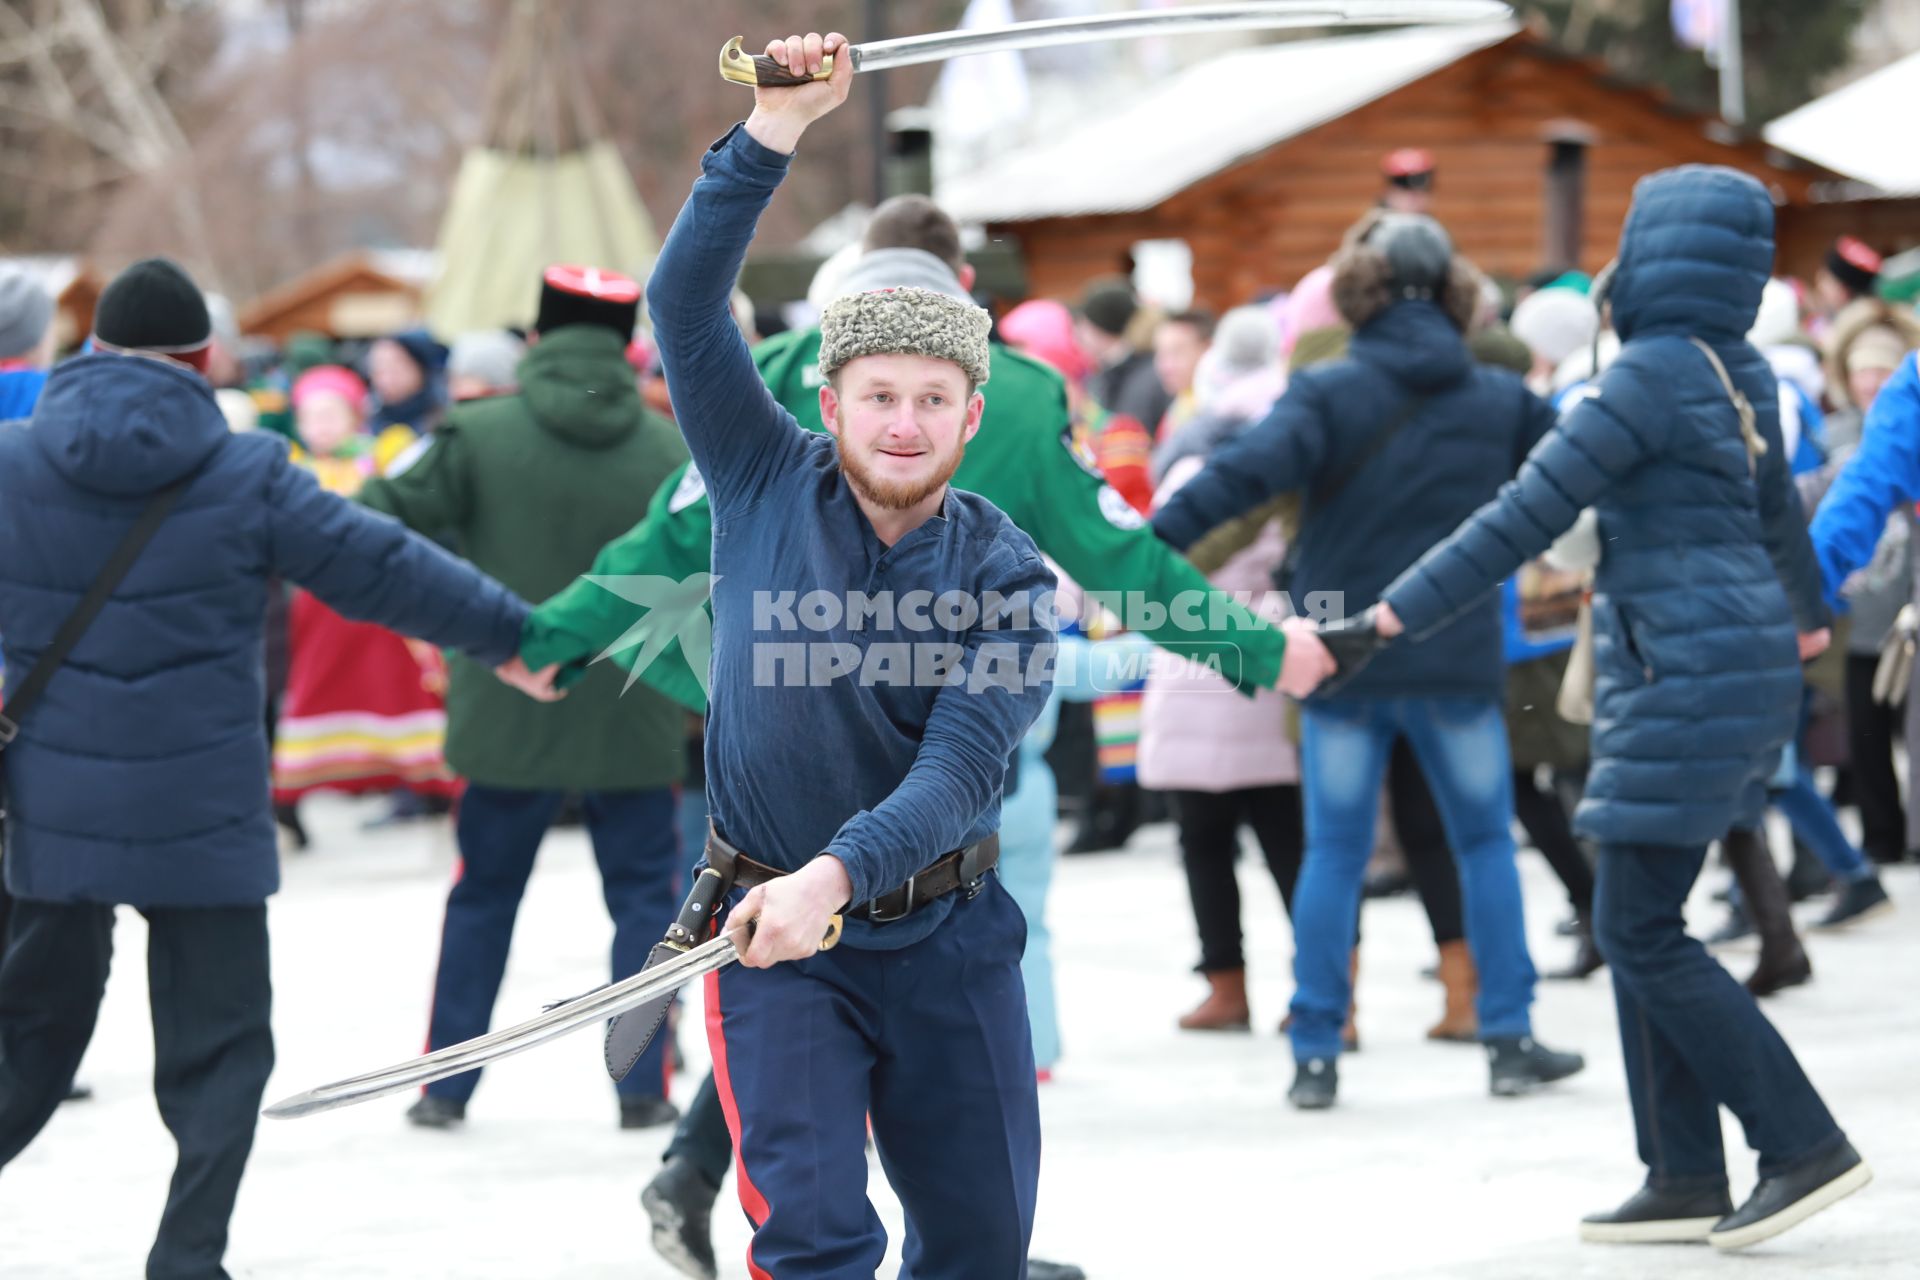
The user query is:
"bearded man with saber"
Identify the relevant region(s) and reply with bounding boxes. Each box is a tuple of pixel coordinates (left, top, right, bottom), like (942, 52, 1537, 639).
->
(628, 33, 1061, 1278)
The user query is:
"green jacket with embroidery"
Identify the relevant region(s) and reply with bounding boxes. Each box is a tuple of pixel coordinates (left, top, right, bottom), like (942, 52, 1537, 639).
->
(522, 330, 1287, 713)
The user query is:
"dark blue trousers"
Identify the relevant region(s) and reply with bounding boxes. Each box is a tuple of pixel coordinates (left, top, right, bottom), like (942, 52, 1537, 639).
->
(707, 877, 1038, 1280)
(0, 900, 273, 1280)
(425, 784, 681, 1103)
(1593, 843, 1845, 1190)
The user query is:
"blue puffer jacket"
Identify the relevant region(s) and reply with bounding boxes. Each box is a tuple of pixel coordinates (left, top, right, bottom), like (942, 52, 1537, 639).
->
(1384, 166, 1827, 847)
(0, 354, 528, 907)
(1152, 299, 1556, 700)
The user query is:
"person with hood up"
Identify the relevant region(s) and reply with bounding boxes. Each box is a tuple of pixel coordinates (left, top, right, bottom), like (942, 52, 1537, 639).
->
(359, 266, 691, 1133)
(0, 257, 528, 1280)
(1152, 210, 1584, 1110)
(1367, 166, 1870, 1250)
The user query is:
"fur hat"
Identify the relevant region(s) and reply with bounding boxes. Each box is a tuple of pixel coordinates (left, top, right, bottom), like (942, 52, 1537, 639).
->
(1330, 210, 1482, 333)
(819, 286, 991, 388)
(1824, 299, 1920, 408)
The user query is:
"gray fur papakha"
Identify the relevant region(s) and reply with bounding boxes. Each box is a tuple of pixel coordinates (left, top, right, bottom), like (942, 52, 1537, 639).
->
(819, 286, 991, 388)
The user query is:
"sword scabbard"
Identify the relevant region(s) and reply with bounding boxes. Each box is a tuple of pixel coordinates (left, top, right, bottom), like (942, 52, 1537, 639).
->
(719, 36, 835, 88)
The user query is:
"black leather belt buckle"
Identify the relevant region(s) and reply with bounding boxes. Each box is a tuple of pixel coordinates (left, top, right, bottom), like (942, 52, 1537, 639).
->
(864, 873, 918, 924)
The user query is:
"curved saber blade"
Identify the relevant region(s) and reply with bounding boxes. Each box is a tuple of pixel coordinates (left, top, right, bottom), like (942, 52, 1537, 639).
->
(722, 1, 1513, 84)
(261, 933, 738, 1120)
(851, 0, 1514, 73)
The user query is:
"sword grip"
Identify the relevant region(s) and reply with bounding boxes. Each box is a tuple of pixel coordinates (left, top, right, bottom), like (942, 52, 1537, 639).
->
(719, 35, 834, 87)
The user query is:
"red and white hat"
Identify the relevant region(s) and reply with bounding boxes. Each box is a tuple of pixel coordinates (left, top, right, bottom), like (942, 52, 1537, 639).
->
(1383, 148, 1437, 188)
(536, 264, 643, 337)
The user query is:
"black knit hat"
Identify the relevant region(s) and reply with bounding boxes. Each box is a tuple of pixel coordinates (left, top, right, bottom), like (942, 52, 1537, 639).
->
(535, 265, 641, 336)
(1076, 276, 1137, 338)
(93, 257, 211, 354)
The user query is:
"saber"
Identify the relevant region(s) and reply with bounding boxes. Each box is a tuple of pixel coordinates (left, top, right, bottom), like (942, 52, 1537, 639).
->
(262, 912, 841, 1120)
(720, 0, 1512, 86)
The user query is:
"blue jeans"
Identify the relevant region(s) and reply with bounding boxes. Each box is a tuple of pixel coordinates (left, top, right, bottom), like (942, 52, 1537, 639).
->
(1293, 696, 1536, 1060)
(1594, 843, 1844, 1188)
(1768, 743, 1873, 883)
(997, 747, 1062, 1071)
(425, 784, 683, 1103)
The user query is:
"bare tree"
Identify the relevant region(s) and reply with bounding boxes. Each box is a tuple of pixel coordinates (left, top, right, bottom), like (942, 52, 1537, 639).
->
(0, 0, 217, 271)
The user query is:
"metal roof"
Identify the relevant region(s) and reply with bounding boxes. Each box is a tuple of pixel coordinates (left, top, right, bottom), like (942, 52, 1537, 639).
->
(934, 22, 1517, 224)
(1765, 51, 1918, 198)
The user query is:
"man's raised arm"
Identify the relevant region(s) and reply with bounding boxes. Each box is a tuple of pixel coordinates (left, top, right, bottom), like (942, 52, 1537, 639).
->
(645, 33, 853, 515)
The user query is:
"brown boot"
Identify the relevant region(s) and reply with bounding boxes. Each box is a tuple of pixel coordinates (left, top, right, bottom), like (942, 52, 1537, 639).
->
(1179, 969, 1251, 1031)
(1427, 939, 1478, 1042)
(1342, 950, 1361, 1052)
(1724, 827, 1813, 997)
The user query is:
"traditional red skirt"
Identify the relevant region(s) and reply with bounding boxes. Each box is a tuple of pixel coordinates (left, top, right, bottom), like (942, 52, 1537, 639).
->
(271, 590, 456, 803)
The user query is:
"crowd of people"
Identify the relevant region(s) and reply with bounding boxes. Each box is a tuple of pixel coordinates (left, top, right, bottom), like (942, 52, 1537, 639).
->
(0, 29, 1909, 1280)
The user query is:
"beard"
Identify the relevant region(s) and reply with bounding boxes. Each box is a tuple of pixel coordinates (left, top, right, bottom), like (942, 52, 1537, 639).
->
(835, 424, 968, 512)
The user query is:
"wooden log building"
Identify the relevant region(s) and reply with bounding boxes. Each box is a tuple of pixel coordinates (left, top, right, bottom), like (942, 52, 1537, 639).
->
(938, 24, 1846, 312)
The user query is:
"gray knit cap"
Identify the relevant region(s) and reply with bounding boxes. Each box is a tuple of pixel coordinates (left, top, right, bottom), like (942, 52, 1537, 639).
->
(819, 285, 991, 388)
(0, 266, 55, 360)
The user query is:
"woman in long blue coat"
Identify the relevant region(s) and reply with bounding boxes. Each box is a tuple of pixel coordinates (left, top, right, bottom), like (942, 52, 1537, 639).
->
(1372, 167, 1869, 1250)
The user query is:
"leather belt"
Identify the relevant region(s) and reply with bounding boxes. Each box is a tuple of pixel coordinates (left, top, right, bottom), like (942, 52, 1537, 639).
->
(704, 823, 1000, 924)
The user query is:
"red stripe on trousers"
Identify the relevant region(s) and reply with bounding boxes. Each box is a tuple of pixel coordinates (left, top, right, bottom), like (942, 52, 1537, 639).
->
(706, 967, 774, 1280)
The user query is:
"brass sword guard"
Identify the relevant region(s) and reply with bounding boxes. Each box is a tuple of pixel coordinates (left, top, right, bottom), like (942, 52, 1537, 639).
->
(719, 35, 835, 88)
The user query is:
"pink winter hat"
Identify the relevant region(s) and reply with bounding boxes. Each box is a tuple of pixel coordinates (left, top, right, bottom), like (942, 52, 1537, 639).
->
(1279, 265, 1342, 356)
(999, 299, 1091, 383)
(292, 364, 368, 413)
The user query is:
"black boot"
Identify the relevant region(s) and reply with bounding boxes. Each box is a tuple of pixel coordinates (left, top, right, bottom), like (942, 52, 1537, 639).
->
(1027, 1261, 1087, 1280)
(1709, 1140, 1871, 1250)
(274, 801, 310, 851)
(620, 1095, 681, 1130)
(1784, 838, 1833, 902)
(1546, 918, 1604, 981)
(1580, 1182, 1734, 1244)
(1722, 828, 1812, 997)
(405, 1094, 466, 1129)
(641, 1156, 720, 1280)
(1486, 1035, 1585, 1097)
(1812, 875, 1893, 931)
(1287, 1057, 1338, 1110)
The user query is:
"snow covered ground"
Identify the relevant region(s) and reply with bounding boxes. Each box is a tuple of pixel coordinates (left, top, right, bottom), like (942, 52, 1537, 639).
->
(7, 795, 1916, 1278)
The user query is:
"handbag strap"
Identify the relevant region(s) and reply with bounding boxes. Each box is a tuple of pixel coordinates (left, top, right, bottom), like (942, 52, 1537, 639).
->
(0, 476, 194, 747)
(1687, 338, 1766, 474)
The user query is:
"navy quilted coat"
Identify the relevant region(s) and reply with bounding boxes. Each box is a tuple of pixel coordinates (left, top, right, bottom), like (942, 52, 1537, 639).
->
(1383, 166, 1827, 846)
(0, 354, 528, 907)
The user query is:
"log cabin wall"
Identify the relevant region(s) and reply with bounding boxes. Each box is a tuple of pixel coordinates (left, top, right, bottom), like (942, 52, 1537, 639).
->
(990, 37, 1821, 314)
(1777, 198, 1920, 284)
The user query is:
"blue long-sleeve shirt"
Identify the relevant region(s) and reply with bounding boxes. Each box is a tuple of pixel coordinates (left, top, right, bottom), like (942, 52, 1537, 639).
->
(1811, 351, 1920, 609)
(649, 124, 1056, 950)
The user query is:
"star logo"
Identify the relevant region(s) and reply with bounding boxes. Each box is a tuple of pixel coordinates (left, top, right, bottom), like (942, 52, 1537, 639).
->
(583, 573, 720, 698)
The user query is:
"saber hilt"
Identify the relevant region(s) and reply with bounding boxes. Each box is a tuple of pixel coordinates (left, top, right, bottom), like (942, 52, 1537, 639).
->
(719, 35, 848, 88)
